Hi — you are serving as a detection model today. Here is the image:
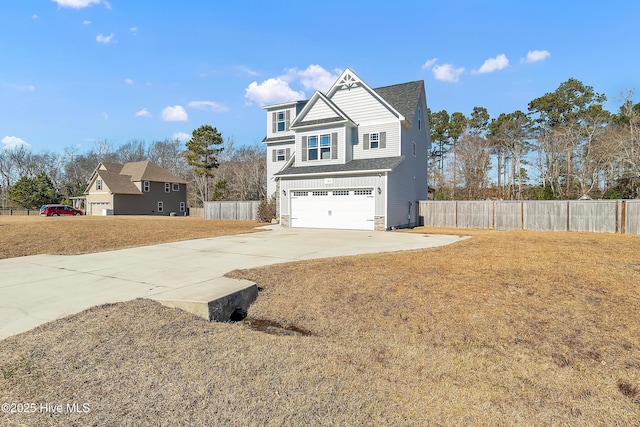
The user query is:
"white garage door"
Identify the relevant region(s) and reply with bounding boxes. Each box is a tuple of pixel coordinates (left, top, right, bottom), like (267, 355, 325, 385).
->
(290, 189, 375, 230)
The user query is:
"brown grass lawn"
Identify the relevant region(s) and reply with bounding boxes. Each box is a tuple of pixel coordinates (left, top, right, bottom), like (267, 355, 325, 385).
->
(0, 215, 261, 259)
(1, 225, 639, 426)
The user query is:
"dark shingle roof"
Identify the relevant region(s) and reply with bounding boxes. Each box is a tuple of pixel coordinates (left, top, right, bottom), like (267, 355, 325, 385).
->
(262, 135, 295, 143)
(291, 117, 346, 128)
(374, 81, 424, 125)
(275, 156, 404, 177)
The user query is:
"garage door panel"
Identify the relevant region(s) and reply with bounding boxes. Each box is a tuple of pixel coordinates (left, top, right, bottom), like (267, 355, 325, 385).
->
(291, 189, 375, 230)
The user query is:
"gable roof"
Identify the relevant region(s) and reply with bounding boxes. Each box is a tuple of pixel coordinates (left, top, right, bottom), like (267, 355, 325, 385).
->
(97, 170, 142, 195)
(374, 81, 424, 127)
(289, 91, 356, 130)
(119, 161, 187, 184)
(85, 160, 186, 195)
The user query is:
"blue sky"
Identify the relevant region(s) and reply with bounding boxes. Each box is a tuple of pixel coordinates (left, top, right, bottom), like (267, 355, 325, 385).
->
(1, 0, 639, 154)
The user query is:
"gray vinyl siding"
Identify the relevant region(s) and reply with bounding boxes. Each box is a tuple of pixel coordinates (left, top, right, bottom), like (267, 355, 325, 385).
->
(304, 99, 340, 121)
(331, 85, 397, 124)
(353, 122, 399, 160)
(387, 159, 423, 228)
(279, 174, 386, 218)
(266, 142, 294, 198)
(265, 105, 297, 139)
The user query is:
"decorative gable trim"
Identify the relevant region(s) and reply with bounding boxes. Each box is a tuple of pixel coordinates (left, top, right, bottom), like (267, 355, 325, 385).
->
(327, 68, 405, 122)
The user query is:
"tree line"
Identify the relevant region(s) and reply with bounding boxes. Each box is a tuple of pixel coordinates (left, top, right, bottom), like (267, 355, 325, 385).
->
(0, 126, 267, 210)
(429, 78, 640, 200)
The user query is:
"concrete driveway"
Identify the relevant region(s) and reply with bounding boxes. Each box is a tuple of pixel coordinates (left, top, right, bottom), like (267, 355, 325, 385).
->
(0, 226, 466, 340)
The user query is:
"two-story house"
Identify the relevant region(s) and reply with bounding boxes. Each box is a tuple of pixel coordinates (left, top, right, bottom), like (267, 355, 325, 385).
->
(263, 69, 430, 230)
(84, 161, 187, 216)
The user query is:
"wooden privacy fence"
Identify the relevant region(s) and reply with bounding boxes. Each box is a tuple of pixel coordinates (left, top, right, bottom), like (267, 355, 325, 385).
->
(0, 208, 39, 216)
(419, 200, 640, 235)
(204, 201, 259, 220)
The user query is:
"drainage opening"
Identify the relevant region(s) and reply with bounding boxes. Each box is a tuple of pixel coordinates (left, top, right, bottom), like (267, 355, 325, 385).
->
(229, 308, 248, 322)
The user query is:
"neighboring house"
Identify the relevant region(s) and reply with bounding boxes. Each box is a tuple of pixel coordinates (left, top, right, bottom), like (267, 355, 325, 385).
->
(263, 68, 431, 231)
(84, 161, 187, 216)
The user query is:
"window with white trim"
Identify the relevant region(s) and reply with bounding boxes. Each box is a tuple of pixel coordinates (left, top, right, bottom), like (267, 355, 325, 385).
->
(293, 191, 308, 196)
(173, 183, 180, 191)
(96, 179, 102, 190)
(333, 190, 349, 196)
(180, 202, 185, 212)
(354, 189, 373, 196)
(165, 183, 171, 193)
(370, 132, 380, 149)
(157, 201, 163, 213)
(307, 134, 331, 161)
(277, 111, 286, 132)
(312, 191, 328, 196)
(143, 181, 150, 192)
(276, 149, 286, 161)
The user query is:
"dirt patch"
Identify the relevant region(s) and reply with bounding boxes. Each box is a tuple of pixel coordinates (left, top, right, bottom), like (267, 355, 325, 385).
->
(242, 318, 314, 336)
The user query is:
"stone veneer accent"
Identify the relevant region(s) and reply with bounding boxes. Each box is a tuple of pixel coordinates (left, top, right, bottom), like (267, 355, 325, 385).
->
(280, 214, 290, 228)
(374, 216, 386, 231)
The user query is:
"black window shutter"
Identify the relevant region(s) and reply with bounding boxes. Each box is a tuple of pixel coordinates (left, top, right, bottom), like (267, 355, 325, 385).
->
(363, 133, 369, 150)
(331, 132, 338, 159)
(301, 136, 307, 161)
(380, 132, 386, 149)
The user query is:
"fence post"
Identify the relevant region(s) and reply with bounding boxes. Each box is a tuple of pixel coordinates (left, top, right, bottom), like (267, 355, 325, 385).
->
(621, 200, 626, 235)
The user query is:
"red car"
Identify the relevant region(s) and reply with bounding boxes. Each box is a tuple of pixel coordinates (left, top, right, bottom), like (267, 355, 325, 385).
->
(40, 205, 84, 216)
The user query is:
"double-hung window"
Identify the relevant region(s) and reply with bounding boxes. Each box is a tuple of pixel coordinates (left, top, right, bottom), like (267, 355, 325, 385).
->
(308, 136, 318, 160)
(157, 201, 163, 213)
(277, 112, 286, 132)
(276, 149, 286, 161)
(165, 183, 171, 193)
(143, 181, 150, 192)
(320, 134, 331, 159)
(96, 179, 102, 190)
(172, 183, 180, 191)
(370, 133, 379, 149)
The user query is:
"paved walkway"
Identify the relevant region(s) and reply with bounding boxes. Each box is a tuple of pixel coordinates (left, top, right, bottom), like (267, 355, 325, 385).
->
(0, 226, 466, 340)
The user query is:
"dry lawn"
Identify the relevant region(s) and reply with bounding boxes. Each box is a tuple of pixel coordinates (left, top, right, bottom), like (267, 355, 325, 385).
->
(0, 215, 260, 259)
(1, 227, 640, 426)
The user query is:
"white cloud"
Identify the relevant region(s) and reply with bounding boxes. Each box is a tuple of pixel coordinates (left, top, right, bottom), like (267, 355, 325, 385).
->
(83, 20, 91, 25)
(51, 0, 103, 8)
(1, 136, 31, 150)
(172, 132, 190, 142)
(135, 108, 151, 117)
(27, 85, 35, 92)
(32, 14, 39, 19)
(475, 54, 509, 74)
(130, 26, 137, 35)
(102, 112, 109, 120)
(96, 33, 115, 44)
(244, 64, 341, 105)
(124, 78, 133, 85)
(162, 105, 188, 122)
(287, 64, 341, 92)
(524, 50, 551, 63)
(188, 101, 228, 113)
(432, 64, 465, 83)
(245, 78, 306, 106)
(422, 58, 438, 70)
